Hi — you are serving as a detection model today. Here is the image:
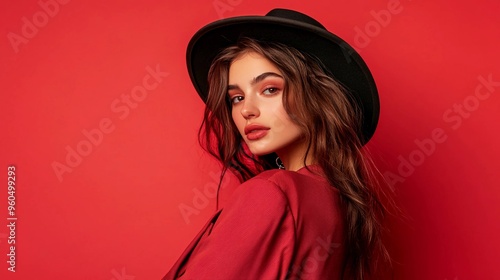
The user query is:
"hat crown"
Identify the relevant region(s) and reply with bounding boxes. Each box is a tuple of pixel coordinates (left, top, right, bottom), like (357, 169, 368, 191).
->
(265, 8, 326, 30)
(187, 9, 379, 144)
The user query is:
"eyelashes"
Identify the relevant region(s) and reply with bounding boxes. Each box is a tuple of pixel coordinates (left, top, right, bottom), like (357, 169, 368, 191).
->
(229, 87, 281, 105)
(262, 87, 280, 95)
(230, 95, 244, 104)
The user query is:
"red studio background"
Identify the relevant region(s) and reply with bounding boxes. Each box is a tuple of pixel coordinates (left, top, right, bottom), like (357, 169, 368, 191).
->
(0, 0, 499, 279)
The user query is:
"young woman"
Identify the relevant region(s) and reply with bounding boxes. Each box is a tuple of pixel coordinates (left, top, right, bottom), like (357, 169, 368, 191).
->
(164, 8, 393, 280)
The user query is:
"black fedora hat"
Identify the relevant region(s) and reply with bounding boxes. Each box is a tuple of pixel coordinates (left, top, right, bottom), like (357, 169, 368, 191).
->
(187, 8, 379, 144)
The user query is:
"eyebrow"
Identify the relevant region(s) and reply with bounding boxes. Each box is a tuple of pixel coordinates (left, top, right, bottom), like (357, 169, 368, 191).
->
(227, 72, 284, 91)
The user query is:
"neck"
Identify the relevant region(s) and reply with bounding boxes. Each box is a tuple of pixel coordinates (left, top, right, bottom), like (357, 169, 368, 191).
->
(276, 139, 315, 171)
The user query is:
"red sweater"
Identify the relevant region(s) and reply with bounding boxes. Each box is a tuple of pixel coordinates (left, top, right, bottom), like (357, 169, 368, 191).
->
(163, 165, 344, 279)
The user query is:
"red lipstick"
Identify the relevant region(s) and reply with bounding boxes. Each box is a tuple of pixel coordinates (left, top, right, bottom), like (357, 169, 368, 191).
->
(244, 124, 270, 141)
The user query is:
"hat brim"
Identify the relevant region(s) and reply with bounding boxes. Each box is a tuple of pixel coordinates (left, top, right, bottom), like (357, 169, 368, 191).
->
(187, 14, 379, 144)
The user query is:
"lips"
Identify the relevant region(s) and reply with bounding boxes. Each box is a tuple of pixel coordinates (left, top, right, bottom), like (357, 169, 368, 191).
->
(244, 124, 270, 141)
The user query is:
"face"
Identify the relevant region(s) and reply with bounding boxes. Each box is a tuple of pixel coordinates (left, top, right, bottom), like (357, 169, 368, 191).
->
(228, 51, 304, 157)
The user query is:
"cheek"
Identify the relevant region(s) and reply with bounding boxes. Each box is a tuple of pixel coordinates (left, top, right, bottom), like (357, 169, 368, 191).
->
(269, 106, 303, 139)
(267, 105, 292, 135)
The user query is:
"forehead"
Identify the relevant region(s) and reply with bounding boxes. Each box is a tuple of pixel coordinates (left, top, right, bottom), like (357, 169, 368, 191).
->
(228, 51, 282, 83)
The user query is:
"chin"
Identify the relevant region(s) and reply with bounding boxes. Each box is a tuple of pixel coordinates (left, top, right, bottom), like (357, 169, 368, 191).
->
(245, 142, 275, 156)
(248, 147, 273, 156)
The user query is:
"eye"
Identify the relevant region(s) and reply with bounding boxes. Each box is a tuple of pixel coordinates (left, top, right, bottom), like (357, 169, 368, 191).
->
(230, 95, 244, 105)
(262, 87, 279, 95)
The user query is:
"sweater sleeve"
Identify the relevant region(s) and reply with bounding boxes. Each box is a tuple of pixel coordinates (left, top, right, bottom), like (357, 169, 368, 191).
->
(179, 178, 296, 280)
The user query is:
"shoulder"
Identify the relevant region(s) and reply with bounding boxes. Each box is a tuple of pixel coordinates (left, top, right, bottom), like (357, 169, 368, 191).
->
(220, 169, 302, 217)
(231, 171, 288, 207)
(250, 165, 328, 190)
(224, 165, 332, 213)
(231, 166, 328, 203)
(218, 171, 292, 228)
(234, 169, 293, 202)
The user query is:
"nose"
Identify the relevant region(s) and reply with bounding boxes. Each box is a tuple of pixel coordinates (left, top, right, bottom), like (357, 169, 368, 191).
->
(240, 95, 259, 119)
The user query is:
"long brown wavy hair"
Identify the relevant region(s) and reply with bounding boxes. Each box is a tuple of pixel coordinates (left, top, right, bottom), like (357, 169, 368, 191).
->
(198, 37, 393, 280)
